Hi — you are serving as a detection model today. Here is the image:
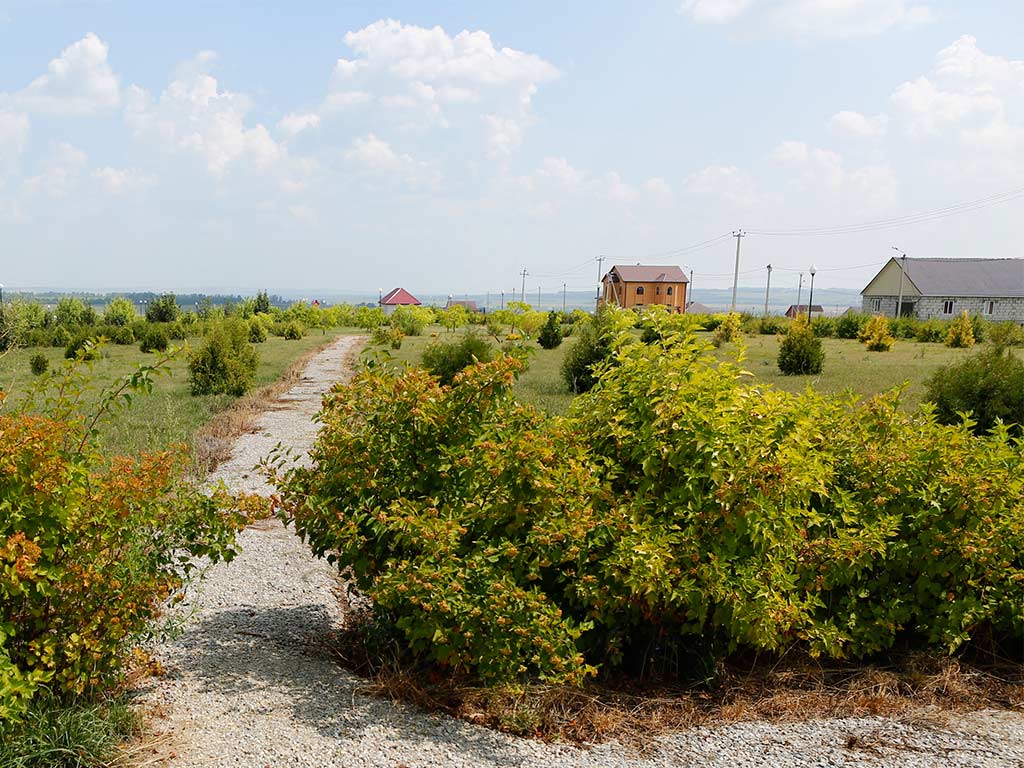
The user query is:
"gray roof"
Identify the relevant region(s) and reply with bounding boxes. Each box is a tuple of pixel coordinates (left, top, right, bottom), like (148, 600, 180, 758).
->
(901, 258, 1024, 298)
(608, 264, 688, 283)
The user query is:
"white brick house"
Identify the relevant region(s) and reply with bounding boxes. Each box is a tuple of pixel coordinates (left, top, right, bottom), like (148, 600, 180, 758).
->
(861, 257, 1024, 322)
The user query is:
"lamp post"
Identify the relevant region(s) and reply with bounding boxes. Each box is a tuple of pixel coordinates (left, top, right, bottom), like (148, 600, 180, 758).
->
(377, 288, 382, 306)
(763, 264, 772, 317)
(892, 246, 907, 318)
(0, 283, 4, 306)
(807, 266, 817, 323)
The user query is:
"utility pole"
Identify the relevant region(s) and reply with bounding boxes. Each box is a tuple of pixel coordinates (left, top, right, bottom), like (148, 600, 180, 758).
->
(892, 246, 907, 318)
(537, 285, 541, 309)
(684, 268, 693, 314)
(595, 255, 606, 306)
(764, 264, 772, 316)
(730, 230, 745, 313)
(500, 290, 504, 310)
(796, 273, 804, 315)
(562, 282, 567, 312)
(520, 268, 529, 304)
(485, 291, 490, 314)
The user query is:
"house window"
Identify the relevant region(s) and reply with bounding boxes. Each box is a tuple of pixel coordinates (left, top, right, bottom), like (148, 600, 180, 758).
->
(986, 301, 995, 315)
(636, 286, 645, 296)
(870, 298, 881, 312)
(667, 286, 673, 295)
(656, 286, 661, 295)
(942, 300, 954, 315)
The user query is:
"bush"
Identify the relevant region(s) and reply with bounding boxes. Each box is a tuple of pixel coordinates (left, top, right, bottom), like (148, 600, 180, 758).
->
(537, 311, 563, 350)
(0, 358, 246, 721)
(860, 315, 895, 352)
(945, 311, 975, 348)
(988, 321, 1024, 349)
(139, 325, 169, 354)
(370, 325, 404, 349)
(112, 326, 135, 345)
(102, 297, 137, 327)
(283, 321, 304, 341)
(777, 317, 824, 375)
(420, 332, 496, 386)
(29, 354, 48, 376)
(891, 317, 920, 340)
(560, 308, 623, 394)
(390, 306, 434, 337)
(187, 320, 260, 396)
(277, 314, 1024, 687)
(925, 348, 1024, 435)
(712, 312, 742, 347)
(834, 312, 868, 339)
(249, 319, 268, 343)
(915, 321, 946, 343)
(754, 315, 789, 335)
(970, 314, 987, 343)
(64, 334, 101, 361)
(51, 327, 72, 349)
(145, 293, 180, 323)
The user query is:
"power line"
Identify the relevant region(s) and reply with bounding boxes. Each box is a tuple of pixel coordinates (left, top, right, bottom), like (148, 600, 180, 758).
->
(747, 184, 1024, 237)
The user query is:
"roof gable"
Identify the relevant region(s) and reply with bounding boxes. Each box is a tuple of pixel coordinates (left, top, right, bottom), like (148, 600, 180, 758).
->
(607, 264, 688, 283)
(380, 287, 421, 306)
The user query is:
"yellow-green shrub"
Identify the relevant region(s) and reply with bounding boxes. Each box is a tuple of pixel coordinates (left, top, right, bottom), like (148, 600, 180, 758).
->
(860, 314, 895, 351)
(945, 310, 975, 348)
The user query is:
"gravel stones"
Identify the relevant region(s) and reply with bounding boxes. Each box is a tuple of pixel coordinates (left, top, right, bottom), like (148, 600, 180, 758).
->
(134, 335, 1024, 767)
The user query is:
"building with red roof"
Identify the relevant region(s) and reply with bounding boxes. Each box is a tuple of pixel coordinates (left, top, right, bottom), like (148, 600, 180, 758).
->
(379, 287, 421, 315)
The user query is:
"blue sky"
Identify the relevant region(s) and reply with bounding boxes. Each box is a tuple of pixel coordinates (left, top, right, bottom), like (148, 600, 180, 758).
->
(1, 1, 1023, 297)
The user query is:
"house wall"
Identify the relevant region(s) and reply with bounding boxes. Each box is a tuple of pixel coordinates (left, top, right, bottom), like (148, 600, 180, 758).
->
(862, 259, 922, 298)
(861, 295, 1024, 322)
(603, 280, 686, 311)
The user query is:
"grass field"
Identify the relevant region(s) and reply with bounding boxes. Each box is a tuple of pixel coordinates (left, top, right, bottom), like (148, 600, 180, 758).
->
(373, 325, 992, 416)
(0, 330, 350, 457)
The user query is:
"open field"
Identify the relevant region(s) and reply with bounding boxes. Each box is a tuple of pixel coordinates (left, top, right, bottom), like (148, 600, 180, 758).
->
(0, 329, 352, 456)
(373, 325, 1002, 416)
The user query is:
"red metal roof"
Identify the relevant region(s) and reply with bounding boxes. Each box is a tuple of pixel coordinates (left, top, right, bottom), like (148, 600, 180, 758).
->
(380, 287, 421, 306)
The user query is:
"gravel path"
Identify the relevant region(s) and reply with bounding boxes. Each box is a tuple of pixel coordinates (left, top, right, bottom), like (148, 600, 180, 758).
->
(136, 334, 1024, 767)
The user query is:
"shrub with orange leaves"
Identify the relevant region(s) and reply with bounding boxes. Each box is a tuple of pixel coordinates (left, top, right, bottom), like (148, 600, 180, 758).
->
(0, 347, 249, 721)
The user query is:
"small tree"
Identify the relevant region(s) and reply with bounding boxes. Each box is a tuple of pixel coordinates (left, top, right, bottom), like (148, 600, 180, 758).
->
(537, 311, 563, 350)
(188, 320, 259, 396)
(253, 290, 271, 315)
(146, 293, 180, 323)
(438, 304, 470, 333)
(712, 312, 743, 347)
(860, 314, 895, 352)
(777, 317, 824, 375)
(103, 297, 137, 327)
(421, 332, 495, 385)
(945, 310, 975, 348)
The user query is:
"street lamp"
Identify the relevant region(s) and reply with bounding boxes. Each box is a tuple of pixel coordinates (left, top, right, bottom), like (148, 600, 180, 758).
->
(377, 288, 383, 306)
(892, 246, 907, 318)
(807, 266, 817, 323)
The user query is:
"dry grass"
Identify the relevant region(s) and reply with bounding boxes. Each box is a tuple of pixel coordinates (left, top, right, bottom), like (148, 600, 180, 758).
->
(329, 610, 1023, 745)
(191, 335, 353, 472)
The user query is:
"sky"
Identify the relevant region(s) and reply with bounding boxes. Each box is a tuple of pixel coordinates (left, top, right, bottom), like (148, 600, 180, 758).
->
(1, 1, 1023, 297)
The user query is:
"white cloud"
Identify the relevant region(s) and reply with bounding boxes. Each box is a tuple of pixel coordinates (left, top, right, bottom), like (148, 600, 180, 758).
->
(124, 56, 283, 176)
(319, 19, 558, 155)
(15, 33, 120, 115)
(343, 133, 439, 188)
(277, 112, 321, 137)
(0, 111, 30, 170)
(288, 203, 318, 224)
(683, 164, 758, 206)
(829, 110, 888, 139)
(22, 142, 88, 198)
(772, 140, 845, 190)
(521, 156, 671, 209)
(680, 0, 933, 38)
(891, 35, 1023, 148)
(92, 166, 157, 194)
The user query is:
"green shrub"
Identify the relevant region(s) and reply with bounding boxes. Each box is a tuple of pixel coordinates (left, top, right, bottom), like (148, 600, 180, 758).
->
(987, 321, 1024, 349)
(249, 319, 268, 343)
(64, 334, 101, 361)
(51, 327, 72, 349)
(139, 325, 169, 354)
(102, 297, 137, 327)
(420, 333, 496, 385)
(560, 308, 620, 393)
(166, 321, 187, 341)
(0, 357, 246, 721)
(891, 317, 920, 340)
(915, 320, 946, 343)
(537, 311, 564, 350)
(145, 293, 180, 323)
(283, 321, 304, 341)
(390, 306, 434, 337)
(925, 348, 1024, 435)
(277, 314, 1024, 687)
(370, 325, 404, 349)
(945, 311, 975, 348)
(712, 312, 742, 347)
(754, 315, 790, 335)
(810, 316, 835, 338)
(834, 312, 868, 339)
(254, 290, 272, 315)
(188, 320, 260, 396)
(112, 326, 135, 345)
(777, 317, 824, 375)
(29, 354, 48, 376)
(860, 315, 895, 352)
(970, 314, 987, 343)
